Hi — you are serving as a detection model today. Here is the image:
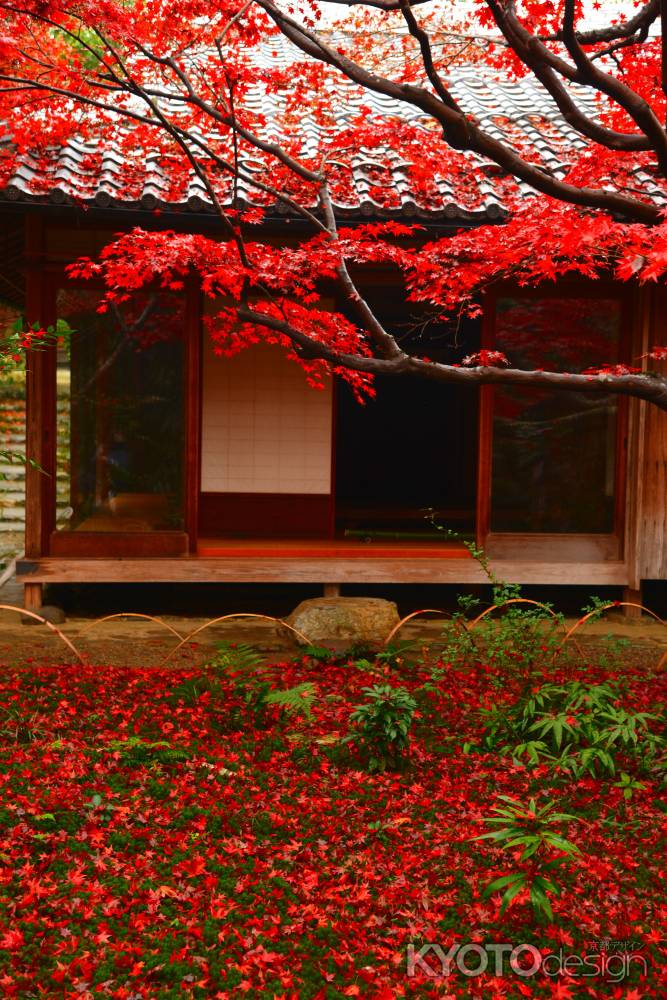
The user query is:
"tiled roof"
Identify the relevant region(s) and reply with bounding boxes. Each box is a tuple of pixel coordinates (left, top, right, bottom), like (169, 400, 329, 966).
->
(0, 34, 659, 221)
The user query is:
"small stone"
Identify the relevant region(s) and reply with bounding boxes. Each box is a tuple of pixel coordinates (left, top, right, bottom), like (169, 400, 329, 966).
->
(22, 605, 66, 626)
(284, 597, 400, 650)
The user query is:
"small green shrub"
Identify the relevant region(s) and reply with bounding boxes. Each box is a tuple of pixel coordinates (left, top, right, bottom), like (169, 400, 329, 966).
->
(475, 795, 580, 921)
(345, 684, 417, 772)
(438, 599, 564, 681)
(477, 680, 665, 777)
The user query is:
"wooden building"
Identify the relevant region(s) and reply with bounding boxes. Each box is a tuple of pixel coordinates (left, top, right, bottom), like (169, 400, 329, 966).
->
(0, 65, 665, 609)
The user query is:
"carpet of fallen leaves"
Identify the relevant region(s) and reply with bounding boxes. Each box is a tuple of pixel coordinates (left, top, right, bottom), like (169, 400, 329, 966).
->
(0, 648, 664, 999)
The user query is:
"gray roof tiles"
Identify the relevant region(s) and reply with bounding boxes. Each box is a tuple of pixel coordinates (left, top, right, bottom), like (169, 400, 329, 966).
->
(0, 34, 662, 220)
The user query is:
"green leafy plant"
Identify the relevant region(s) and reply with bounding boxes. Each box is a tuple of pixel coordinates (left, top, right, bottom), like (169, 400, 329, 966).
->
(480, 680, 665, 777)
(0, 706, 45, 743)
(424, 537, 565, 680)
(614, 771, 646, 801)
(476, 795, 580, 921)
(345, 684, 417, 772)
(301, 644, 341, 664)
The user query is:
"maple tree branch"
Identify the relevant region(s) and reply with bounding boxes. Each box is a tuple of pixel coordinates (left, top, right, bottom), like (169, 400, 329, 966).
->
(399, 0, 458, 110)
(559, 0, 667, 171)
(318, 180, 404, 360)
(90, 27, 250, 265)
(482, 1, 655, 155)
(237, 303, 667, 412)
(218, 0, 253, 43)
(320, 0, 661, 49)
(0, 25, 328, 233)
(256, 0, 660, 223)
(134, 42, 324, 185)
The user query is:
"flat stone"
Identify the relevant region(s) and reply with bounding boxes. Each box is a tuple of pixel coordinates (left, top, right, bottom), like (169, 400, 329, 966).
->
(284, 597, 400, 650)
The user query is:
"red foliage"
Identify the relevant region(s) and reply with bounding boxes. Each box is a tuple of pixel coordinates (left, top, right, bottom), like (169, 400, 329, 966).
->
(1, 1, 667, 400)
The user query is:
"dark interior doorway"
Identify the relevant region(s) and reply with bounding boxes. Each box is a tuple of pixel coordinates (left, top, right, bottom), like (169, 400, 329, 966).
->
(335, 287, 480, 540)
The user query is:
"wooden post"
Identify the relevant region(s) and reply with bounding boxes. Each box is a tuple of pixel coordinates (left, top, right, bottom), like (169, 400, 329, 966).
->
(323, 584, 340, 597)
(23, 582, 43, 611)
(622, 586, 643, 619)
(184, 280, 202, 553)
(23, 216, 55, 609)
(475, 292, 495, 548)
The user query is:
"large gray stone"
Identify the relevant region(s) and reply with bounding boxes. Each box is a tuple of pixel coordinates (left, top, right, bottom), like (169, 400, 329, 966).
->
(285, 597, 400, 649)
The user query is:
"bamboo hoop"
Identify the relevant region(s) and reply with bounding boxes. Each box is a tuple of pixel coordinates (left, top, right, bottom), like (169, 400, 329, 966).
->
(78, 613, 185, 640)
(0, 604, 85, 664)
(558, 602, 666, 668)
(383, 608, 473, 649)
(162, 613, 311, 664)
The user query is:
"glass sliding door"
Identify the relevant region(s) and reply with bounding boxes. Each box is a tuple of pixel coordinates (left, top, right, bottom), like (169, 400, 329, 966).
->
(488, 293, 624, 536)
(54, 288, 186, 542)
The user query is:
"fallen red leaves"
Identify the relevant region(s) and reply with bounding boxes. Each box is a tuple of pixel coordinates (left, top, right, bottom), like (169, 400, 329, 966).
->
(0, 651, 664, 998)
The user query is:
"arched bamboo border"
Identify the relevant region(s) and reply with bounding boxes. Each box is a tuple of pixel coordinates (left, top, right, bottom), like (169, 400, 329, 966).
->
(0, 604, 85, 664)
(0, 600, 663, 671)
(78, 613, 185, 640)
(383, 609, 475, 650)
(161, 613, 311, 664)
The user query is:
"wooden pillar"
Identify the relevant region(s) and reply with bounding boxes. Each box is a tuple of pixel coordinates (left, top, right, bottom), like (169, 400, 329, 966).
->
(184, 280, 201, 553)
(622, 586, 643, 618)
(475, 292, 495, 549)
(23, 216, 55, 609)
(23, 582, 43, 611)
(323, 583, 340, 597)
(631, 286, 667, 596)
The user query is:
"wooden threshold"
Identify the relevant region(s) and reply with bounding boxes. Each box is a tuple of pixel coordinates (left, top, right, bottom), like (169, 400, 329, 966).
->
(16, 556, 630, 585)
(197, 537, 470, 558)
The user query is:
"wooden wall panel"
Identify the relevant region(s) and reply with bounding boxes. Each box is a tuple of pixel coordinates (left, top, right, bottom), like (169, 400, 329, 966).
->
(199, 492, 333, 537)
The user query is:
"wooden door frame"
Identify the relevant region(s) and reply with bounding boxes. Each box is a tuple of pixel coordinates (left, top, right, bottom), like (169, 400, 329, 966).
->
(476, 281, 632, 555)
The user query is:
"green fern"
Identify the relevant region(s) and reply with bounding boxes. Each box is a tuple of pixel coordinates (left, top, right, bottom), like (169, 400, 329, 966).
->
(211, 641, 265, 674)
(265, 682, 318, 721)
(104, 737, 190, 767)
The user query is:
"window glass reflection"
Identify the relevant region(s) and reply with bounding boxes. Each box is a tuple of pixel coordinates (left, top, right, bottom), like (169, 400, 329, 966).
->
(56, 289, 185, 532)
(492, 297, 621, 533)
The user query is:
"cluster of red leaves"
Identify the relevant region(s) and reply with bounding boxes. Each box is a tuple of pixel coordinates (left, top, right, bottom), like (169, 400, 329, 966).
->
(462, 350, 509, 368)
(0, 649, 664, 998)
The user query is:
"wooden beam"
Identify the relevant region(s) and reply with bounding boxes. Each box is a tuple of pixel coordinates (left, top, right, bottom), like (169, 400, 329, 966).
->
(485, 532, 620, 561)
(15, 556, 630, 585)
